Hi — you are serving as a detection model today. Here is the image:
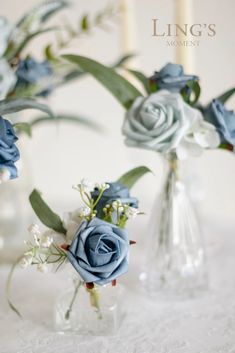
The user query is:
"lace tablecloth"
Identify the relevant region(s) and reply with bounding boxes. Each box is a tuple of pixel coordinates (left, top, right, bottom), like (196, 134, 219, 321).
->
(1, 221, 235, 353)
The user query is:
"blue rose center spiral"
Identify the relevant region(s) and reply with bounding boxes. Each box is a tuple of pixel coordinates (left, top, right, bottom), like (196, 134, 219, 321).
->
(85, 233, 120, 267)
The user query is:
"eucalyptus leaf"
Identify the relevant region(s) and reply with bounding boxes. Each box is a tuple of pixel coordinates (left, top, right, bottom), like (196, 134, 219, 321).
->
(14, 122, 32, 137)
(16, 0, 69, 30)
(60, 69, 85, 85)
(61, 55, 142, 109)
(44, 44, 56, 61)
(5, 27, 59, 61)
(216, 87, 235, 104)
(117, 166, 152, 190)
(29, 189, 66, 234)
(55, 54, 136, 87)
(0, 98, 53, 117)
(112, 54, 136, 68)
(81, 14, 89, 31)
(8, 28, 59, 60)
(128, 69, 151, 94)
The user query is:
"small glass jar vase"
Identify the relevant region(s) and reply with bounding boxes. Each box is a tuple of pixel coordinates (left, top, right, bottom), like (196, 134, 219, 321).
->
(54, 275, 126, 335)
(140, 154, 208, 299)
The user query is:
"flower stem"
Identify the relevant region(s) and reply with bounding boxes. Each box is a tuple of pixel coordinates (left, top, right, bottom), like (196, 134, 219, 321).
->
(87, 287, 103, 319)
(65, 280, 82, 320)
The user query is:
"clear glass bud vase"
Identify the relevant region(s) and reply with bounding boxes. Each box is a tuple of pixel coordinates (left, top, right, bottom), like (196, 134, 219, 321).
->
(140, 155, 208, 298)
(54, 274, 126, 335)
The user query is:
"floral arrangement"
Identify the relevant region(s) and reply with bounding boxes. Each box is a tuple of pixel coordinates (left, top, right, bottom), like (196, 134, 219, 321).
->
(60, 57, 235, 159)
(7, 166, 150, 318)
(1, 0, 122, 102)
(54, 56, 235, 297)
(0, 99, 53, 182)
(0, 0, 131, 183)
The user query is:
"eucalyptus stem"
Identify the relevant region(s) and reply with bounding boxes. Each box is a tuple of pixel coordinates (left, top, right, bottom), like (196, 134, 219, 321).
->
(65, 280, 82, 320)
(158, 155, 178, 247)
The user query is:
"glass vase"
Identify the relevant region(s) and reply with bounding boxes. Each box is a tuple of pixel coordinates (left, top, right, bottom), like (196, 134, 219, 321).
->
(54, 274, 126, 335)
(140, 155, 208, 298)
(0, 140, 33, 263)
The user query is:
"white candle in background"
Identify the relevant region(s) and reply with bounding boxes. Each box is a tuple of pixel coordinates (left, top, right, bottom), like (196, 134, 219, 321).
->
(175, 0, 195, 73)
(120, 0, 138, 67)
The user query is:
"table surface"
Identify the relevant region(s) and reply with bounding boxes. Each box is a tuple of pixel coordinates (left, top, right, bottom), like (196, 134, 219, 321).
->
(0, 221, 235, 353)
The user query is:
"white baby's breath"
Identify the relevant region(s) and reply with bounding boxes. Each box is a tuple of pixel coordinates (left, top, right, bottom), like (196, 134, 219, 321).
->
(80, 178, 94, 191)
(78, 206, 91, 217)
(28, 223, 41, 236)
(20, 254, 33, 268)
(95, 182, 110, 190)
(37, 263, 48, 273)
(125, 207, 139, 219)
(40, 232, 53, 248)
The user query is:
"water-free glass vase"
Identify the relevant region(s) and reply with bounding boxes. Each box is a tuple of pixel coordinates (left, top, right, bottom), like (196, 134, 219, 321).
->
(54, 276, 126, 335)
(140, 155, 208, 298)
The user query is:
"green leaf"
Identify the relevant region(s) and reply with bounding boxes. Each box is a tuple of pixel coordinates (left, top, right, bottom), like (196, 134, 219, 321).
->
(13, 122, 32, 137)
(30, 113, 103, 132)
(61, 55, 142, 109)
(59, 69, 85, 86)
(112, 53, 136, 68)
(29, 189, 66, 234)
(216, 87, 235, 104)
(117, 166, 152, 190)
(56, 55, 136, 88)
(5, 27, 59, 60)
(16, 0, 69, 29)
(181, 80, 201, 105)
(0, 98, 53, 117)
(44, 44, 56, 61)
(128, 69, 151, 94)
(81, 15, 89, 31)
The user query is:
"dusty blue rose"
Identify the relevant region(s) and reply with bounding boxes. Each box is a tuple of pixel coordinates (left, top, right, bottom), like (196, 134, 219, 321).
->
(205, 99, 235, 147)
(67, 218, 129, 285)
(150, 63, 198, 92)
(122, 90, 203, 155)
(15, 58, 53, 97)
(91, 182, 138, 218)
(0, 116, 20, 179)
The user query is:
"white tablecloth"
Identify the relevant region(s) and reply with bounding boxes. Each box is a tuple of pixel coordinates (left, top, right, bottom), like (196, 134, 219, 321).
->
(1, 221, 235, 353)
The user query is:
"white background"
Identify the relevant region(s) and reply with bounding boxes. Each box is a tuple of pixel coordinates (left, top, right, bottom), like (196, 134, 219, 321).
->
(2, 0, 235, 230)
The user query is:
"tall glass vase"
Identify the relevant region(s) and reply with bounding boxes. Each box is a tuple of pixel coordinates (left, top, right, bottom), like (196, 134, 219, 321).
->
(0, 141, 33, 263)
(140, 155, 208, 298)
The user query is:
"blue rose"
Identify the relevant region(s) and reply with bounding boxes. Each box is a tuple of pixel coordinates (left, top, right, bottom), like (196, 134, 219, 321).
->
(91, 182, 138, 218)
(67, 218, 129, 285)
(150, 63, 198, 92)
(0, 116, 20, 179)
(205, 99, 235, 147)
(15, 58, 53, 97)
